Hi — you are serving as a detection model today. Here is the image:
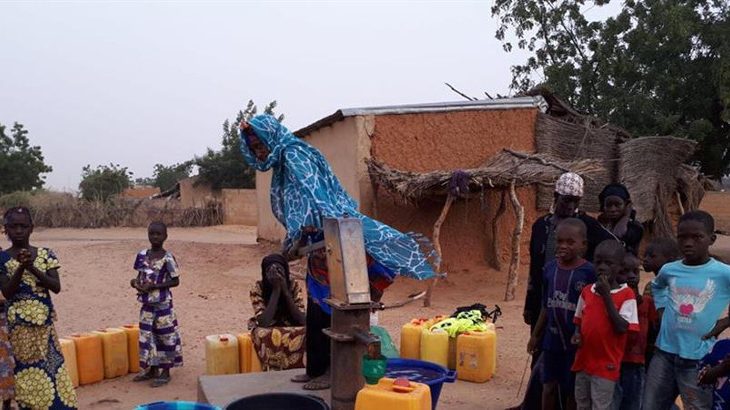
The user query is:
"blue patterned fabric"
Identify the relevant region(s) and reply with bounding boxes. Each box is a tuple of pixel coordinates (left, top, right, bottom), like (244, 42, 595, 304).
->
(240, 115, 437, 280)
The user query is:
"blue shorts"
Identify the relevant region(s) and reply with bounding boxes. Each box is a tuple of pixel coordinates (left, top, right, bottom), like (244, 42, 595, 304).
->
(541, 350, 576, 393)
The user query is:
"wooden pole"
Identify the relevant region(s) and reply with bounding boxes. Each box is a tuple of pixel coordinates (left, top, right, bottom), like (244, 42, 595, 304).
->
(676, 191, 685, 215)
(424, 193, 455, 307)
(504, 180, 525, 302)
(490, 190, 507, 271)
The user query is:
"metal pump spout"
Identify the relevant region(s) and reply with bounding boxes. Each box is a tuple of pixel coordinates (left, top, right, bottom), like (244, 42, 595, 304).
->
(352, 328, 382, 359)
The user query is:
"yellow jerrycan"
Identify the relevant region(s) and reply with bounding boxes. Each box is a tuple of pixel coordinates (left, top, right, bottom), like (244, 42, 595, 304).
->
(70, 333, 104, 385)
(93, 328, 130, 379)
(400, 319, 427, 360)
(205, 334, 239, 375)
(236, 333, 262, 373)
(121, 324, 140, 373)
(420, 327, 449, 368)
(355, 377, 431, 410)
(456, 326, 497, 383)
(59, 338, 79, 388)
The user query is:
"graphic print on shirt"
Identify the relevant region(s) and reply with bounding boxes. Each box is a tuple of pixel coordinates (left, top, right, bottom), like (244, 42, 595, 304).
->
(669, 277, 716, 326)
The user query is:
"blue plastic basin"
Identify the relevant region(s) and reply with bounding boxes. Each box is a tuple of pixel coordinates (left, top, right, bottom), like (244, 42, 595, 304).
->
(135, 401, 221, 410)
(385, 358, 456, 410)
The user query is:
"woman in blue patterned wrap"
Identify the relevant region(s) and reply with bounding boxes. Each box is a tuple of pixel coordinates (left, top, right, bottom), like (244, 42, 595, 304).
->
(239, 115, 438, 390)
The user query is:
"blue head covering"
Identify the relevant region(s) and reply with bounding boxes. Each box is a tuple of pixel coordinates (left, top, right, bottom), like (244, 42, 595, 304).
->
(241, 115, 437, 280)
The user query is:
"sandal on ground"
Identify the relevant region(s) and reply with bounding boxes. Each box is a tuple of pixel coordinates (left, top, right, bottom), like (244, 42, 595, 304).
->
(303, 375, 330, 391)
(151, 375, 171, 388)
(133, 372, 155, 382)
(290, 373, 311, 383)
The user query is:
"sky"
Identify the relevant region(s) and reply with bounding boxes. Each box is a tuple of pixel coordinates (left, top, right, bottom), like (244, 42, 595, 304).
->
(1, 1, 536, 191)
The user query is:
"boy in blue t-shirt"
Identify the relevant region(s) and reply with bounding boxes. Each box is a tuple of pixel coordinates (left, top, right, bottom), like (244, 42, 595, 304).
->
(528, 218, 596, 409)
(643, 211, 730, 410)
(699, 339, 730, 410)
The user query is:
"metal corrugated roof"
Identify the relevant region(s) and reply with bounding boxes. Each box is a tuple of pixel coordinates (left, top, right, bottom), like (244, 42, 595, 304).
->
(293, 96, 548, 137)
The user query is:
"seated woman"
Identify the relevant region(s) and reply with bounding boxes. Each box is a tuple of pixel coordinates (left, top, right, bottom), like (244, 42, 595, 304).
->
(248, 254, 306, 371)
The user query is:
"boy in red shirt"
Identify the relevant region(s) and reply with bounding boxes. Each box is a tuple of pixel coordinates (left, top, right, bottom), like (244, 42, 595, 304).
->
(571, 241, 639, 410)
(613, 254, 658, 410)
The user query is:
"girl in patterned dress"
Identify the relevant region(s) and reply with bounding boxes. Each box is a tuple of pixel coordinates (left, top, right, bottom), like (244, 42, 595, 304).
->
(131, 222, 183, 387)
(0, 207, 77, 410)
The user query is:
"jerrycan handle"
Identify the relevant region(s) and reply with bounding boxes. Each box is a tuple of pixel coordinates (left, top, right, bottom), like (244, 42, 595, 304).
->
(445, 370, 457, 383)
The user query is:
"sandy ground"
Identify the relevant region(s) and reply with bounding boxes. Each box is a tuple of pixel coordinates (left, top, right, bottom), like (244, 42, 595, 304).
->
(7, 227, 730, 410)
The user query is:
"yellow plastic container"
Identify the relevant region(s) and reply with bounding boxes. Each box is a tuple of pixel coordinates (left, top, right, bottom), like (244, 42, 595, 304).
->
(205, 334, 239, 375)
(400, 319, 426, 360)
(59, 338, 79, 388)
(122, 324, 140, 374)
(456, 328, 497, 383)
(70, 333, 104, 385)
(420, 328, 449, 368)
(93, 328, 129, 379)
(236, 333, 262, 373)
(355, 377, 431, 410)
(447, 336, 457, 370)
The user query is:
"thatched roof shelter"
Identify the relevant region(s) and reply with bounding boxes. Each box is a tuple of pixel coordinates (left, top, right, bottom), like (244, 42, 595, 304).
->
(366, 149, 605, 203)
(620, 136, 702, 238)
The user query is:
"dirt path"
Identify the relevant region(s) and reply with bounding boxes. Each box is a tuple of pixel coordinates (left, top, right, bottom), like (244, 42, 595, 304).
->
(7, 228, 729, 409)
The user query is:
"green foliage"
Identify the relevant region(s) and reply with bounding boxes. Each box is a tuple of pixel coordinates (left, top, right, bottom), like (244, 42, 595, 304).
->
(0, 191, 36, 209)
(79, 163, 133, 201)
(195, 100, 284, 189)
(0, 123, 53, 195)
(151, 161, 193, 191)
(492, 0, 730, 179)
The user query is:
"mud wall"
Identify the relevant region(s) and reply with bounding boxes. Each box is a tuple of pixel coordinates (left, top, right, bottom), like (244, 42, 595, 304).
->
(368, 108, 541, 272)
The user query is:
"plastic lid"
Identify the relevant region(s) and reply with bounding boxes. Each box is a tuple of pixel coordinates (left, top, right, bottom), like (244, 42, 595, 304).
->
(219, 336, 229, 342)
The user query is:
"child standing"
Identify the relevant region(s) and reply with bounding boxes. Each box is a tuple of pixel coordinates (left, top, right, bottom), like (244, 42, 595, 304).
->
(0, 207, 77, 409)
(572, 241, 639, 410)
(642, 238, 681, 298)
(643, 211, 730, 410)
(613, 253, 657, 410)
(131, 222, 183, 387)
(528, 218, 596, 410)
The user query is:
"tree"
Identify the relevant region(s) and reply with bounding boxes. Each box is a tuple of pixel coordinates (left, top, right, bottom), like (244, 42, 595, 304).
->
(0, 122, 53, 195)
(79, 164, 133, 201)
(492, 0, 730, 179)
(195, 100, 284, 189)
(149, 161, 193, 191)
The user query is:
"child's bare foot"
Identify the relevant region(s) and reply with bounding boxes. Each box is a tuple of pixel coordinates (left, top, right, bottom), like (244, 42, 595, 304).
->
(303, 371, 330, 391)
(291, 373, 311, 383)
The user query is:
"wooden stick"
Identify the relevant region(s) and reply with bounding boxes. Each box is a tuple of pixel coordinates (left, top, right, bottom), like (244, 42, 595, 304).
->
(490, 190, 507, 271)
(504, 180, 525, 302)
(444, 82, 476, 101)
(424, 193, 455, 307)
(676, 191, 685, 215)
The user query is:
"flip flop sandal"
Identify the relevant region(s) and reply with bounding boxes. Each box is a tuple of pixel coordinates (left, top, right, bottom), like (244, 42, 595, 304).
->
(291, 374, 311, 383)
(303, 377, 330, 391)
(151, 376, 171, 388)
(132, 372, 155, 382)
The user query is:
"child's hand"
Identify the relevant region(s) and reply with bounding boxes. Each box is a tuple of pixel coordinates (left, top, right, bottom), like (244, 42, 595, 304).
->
(130, 279, 138, 289)
(571, 333, 582, 347)
(527, 335, 540, 355)
(595, 275, 611, 297)
(17, 249, 33, 268)
(703, 317, 730, 340)
(698, 365, 717, 385)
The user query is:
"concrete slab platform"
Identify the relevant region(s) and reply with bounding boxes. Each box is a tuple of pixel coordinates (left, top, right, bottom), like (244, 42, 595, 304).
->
(198, 370, 331, 408)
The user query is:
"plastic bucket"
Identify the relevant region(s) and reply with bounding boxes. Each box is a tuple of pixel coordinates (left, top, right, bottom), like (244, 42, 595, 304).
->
(225, 393, 329, 410)
(385, 358, 456, 410)
(135, 401, 221, 410)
